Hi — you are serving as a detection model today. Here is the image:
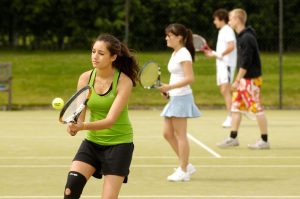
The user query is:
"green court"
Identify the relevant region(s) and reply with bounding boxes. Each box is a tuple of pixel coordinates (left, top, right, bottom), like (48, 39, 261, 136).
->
(1, 110, 300, 198)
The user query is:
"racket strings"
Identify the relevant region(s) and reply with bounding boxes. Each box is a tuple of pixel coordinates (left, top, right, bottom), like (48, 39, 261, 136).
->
(61, 90, 89, 121)
(192, 34, 207, 51)
(140, 63, 160, 88)
(194, 39, 205, 49)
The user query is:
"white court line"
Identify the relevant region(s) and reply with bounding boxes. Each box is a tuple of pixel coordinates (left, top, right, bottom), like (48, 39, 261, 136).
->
(134, 156, 300, 159)
(0, 136, 71, 138)
(1, 195, 300, 198)
(187, 133, 222, 158)
(102, 196, 300, 199)
(2, 156, 300, 159)
(0, 156, 71, 159)
(1, 164, 300, 168)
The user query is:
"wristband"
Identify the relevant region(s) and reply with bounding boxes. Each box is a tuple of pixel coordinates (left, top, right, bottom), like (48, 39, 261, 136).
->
(82, 122, 86, 130)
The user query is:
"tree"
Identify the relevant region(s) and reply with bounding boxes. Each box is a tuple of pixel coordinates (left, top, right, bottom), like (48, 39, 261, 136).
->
(0, 0, 299, 51)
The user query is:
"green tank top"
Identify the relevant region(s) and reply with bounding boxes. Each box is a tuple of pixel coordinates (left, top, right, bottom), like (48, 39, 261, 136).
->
(86, 69, 133, 145)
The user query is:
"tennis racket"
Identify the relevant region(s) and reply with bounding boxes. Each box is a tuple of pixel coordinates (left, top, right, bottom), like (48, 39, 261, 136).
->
(59, 85, 92, 124)
(139, 61, 168, 98)
(193, 34, 211, 52)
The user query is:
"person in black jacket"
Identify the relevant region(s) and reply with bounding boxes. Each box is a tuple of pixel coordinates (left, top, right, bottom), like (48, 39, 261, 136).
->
(216, 8, 270, 149)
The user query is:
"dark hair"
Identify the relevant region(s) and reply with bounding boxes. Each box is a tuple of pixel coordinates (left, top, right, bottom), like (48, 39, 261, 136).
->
(94, 34, 139, 86)
(213, 9, 229, 23)
(165, 23, 195, 62)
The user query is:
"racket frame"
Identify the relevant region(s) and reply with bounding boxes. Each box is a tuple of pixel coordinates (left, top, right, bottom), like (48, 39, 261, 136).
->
(139, 61, 161, 89)
(59, 85, 92, 124)
(193, 34, 211, 52)
(139, 61, 169, 98)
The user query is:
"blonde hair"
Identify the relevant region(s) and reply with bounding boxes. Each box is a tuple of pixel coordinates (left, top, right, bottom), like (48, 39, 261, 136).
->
(231, 8, 247, 25)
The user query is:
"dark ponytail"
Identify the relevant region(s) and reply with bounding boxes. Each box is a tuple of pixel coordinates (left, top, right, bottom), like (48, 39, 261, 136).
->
(94, 34, 139, 86)
(185, 29, 195, 62)
(113, 43, 139, 86)
(165, 23, 195, 62)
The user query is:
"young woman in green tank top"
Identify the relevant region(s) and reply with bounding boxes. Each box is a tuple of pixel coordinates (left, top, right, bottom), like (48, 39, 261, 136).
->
(63, 34, 139, 199)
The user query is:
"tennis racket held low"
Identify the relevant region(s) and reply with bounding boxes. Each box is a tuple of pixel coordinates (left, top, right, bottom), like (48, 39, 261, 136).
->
(139, 61, 169, 98)
(59, 86, 92, 124)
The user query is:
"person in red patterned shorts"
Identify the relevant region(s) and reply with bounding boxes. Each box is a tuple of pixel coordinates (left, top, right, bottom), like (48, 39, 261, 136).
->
(216, 8, 270, 149)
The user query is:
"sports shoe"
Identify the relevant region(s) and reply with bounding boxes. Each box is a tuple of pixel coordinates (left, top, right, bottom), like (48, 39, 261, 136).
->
(248, 139, 270, 149)
(222, 116, 232, 128)
(167, 168, 190, 182)
(187, 163, 196, 175)
(216, 137, 239, 148)
(176, 163, 196, 175)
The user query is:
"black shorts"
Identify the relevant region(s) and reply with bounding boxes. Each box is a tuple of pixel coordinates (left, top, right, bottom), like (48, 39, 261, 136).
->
(73, 139, 134, 183)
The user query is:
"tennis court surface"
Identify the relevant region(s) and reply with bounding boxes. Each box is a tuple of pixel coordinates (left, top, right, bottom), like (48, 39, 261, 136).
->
(1, 110, 300, 198)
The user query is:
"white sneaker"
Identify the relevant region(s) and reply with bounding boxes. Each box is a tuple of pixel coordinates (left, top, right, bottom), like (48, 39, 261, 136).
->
(187, 163, 196, 175)
(216, 137, 239, 148)
(222, 116, 232, 128)
(167, 168, 190, 182)
(248, 139, 270, 149)
(176, 163, 196, 175)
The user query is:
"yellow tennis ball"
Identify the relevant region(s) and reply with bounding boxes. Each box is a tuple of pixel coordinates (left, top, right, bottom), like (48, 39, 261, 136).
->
(52, 97, 64, 110)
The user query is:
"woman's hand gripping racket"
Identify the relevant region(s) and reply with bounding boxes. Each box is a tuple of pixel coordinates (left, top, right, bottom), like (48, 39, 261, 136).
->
(139, 61, 169, 98)
(59, 85, 92, 124)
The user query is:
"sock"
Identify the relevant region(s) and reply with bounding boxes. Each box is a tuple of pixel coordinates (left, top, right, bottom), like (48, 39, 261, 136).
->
(230, 131, 238, 139)
(261, 134, 268, 142)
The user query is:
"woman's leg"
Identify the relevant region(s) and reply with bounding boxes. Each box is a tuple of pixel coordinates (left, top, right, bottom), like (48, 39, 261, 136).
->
(102, 175, 125, 199)
(171, 117, 189, 171)
(64, 161, 96, 198)
(163, 117, 178, 156)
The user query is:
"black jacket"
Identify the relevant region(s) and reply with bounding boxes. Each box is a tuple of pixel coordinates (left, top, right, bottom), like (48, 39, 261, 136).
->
(237, 26, 262, 78)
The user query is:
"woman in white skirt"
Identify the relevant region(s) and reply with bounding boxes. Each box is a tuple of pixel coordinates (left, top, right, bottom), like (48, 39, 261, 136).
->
(159, 23, 201, 182)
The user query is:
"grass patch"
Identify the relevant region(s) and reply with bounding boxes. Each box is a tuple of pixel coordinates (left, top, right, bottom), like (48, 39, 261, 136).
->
(0, 50, 299, 108)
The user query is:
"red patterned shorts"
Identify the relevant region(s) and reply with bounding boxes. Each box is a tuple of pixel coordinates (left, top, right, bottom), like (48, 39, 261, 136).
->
(231, 77, 264, 114)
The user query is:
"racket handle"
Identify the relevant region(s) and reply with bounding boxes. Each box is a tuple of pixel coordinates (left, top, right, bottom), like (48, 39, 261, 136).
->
(161, 92, 169, 99)
(200, 44, 211, 52)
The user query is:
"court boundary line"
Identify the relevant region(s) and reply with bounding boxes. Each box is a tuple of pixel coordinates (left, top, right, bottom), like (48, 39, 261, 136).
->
(2, 155, 300, 159)
(187, 133, 222, 158)
(1, 195, 300, 198)
(1, 164, 300, 168)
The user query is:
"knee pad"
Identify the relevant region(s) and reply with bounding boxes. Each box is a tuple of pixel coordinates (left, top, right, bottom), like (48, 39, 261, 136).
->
(64, 171, 87, 199)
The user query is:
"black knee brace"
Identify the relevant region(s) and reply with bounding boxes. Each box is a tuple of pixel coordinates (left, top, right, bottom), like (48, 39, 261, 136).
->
(64, 171, 87, 199)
